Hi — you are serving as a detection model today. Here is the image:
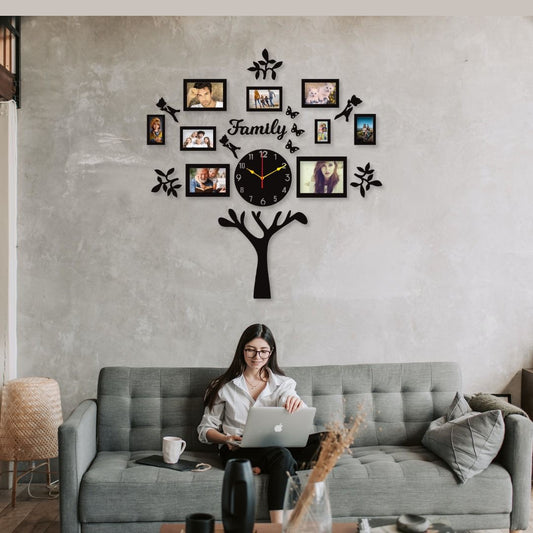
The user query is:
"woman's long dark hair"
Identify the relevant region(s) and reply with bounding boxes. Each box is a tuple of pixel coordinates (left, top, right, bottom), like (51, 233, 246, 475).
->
(203, 323, 286, 410)
(314, 161, 339, 194)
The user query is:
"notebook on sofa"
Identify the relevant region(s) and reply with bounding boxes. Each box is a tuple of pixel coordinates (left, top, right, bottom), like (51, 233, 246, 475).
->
(231, 406, 316, 448)
(136, 454, 200, 471)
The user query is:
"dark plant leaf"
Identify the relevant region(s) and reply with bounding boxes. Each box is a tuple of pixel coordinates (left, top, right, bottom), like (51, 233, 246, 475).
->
(157, 177, 163, 183)
(163, 184, 168, 192)
(259, 60, 267, 66)
(172, 189, 177, 197)
(353, 173, 364, 179)
(155, 169, 166, 177)
(255, 71, 260, 80)
(218, 217, 234, 227)
(151, 183, 162, 193)
(293, 212, 308, 225)
(366, 184, 371, 190)
(167, 168, 175, 175)
(166, 188, 172, 196)
(357, 166, 366, 173)
(175, 183, 182, 189)
(262, 48, 269, 61)
(360, 186, 366, 198)
(372, 180, 383, 187)
(349, 182, 358, 188)
(247, 67, 257, 72)
(272, 71, 277, 80)
(365, 162, 371, 171)
(273, 61, 283, 69)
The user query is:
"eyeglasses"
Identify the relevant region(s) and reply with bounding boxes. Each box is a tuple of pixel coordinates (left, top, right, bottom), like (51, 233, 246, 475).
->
(244, 347, 271, 359)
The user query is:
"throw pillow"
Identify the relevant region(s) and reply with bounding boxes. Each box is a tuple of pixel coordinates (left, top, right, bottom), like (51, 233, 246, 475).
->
(446, 392, 472, 421)
(422, 409, 505, 483)
(468, 393, 528, 419)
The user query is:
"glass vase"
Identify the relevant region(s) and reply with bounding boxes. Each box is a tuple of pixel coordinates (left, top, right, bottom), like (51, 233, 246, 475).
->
(282, 472, 332, 533)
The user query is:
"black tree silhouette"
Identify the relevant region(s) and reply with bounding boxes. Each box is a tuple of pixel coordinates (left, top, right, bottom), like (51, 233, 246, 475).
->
(219, 209, 308, 299)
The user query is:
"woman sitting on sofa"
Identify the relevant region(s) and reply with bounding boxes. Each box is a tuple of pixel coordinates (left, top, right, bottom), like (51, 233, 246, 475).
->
(197, 323, 306, 524)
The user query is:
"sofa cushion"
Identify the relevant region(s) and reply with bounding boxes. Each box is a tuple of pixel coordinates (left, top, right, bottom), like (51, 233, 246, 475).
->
(330, 445, 511, 518)
(446, 392, 472, 420)
(79, 446, 512, 525)
(422, 409, 505, 483)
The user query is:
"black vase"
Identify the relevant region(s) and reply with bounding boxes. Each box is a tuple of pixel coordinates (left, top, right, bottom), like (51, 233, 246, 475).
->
(221, 458, 255, 533)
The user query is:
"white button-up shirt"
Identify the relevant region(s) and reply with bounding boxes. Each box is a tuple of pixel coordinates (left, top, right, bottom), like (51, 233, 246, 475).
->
(197, 369, 303, 444)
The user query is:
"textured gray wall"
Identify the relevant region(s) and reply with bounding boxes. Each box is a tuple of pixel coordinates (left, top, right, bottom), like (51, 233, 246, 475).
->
(17, 16, 533, 416)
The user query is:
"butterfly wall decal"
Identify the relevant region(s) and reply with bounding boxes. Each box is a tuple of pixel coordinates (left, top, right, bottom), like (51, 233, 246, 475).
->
(291, 124, 305, 137)
(285, 139, 299, 153)
(286, 106, 299, 119)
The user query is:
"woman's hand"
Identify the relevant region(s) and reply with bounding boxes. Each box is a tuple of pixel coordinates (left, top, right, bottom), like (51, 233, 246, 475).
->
(226, 435, 242, 451)
(284, 395, 303, 413)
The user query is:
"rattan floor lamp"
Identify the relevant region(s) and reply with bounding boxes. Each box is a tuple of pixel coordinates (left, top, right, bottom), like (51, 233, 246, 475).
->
(0, 377, 63, 506)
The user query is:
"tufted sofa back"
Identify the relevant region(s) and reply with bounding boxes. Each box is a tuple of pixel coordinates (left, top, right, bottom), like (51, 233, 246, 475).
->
(97, 362, 461, 452)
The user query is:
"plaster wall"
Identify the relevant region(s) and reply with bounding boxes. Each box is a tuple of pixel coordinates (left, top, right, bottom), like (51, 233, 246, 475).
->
(17, 16, 533, 416)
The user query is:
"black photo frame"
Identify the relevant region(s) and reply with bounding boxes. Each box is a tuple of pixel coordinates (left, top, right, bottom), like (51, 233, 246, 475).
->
(296, 157, 347, 198)
(301, 79, 339, 108)
(314, 119, 331, 144)
(184, 79, 227, 111)
(180, 127, 217, 151)
(185, 165, 230, 197)
(246, 86, 283, 111)
(147, 115, 165, 145)
(354, 114, 376, 145)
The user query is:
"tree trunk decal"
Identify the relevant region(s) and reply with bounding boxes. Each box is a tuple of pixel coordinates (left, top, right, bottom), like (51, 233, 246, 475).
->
(219, 209, 308, 299)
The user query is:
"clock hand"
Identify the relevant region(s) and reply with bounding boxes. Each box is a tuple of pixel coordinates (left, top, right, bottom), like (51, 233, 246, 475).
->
(262, 163, 287, 180)
(246, 167, 262, 179)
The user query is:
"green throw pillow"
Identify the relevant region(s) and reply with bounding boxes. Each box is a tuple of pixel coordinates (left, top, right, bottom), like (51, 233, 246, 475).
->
(422, 408, 505, 483)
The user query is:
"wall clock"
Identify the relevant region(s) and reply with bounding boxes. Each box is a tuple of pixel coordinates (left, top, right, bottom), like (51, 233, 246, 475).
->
(234, 149, 292, 206)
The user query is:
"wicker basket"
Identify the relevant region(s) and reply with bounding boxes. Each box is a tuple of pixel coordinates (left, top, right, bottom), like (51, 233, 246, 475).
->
(0, 377, 63, 461)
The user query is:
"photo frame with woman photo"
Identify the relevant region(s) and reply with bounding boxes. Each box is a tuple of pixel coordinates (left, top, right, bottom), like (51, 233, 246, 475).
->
(147, 115, 165, 145)
(185, 165, 230, 197)
(296, 157, 347, 198)
(180, 127, 217, 151)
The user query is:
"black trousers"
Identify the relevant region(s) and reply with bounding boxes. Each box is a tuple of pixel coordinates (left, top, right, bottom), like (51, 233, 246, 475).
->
(218, 433, 323, 511)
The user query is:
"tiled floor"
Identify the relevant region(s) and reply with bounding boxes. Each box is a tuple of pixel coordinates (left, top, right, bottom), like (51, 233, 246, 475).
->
(1, 484, 533, 532)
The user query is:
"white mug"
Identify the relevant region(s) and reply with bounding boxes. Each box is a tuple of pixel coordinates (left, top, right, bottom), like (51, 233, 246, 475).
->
(162, 436, 186, 464)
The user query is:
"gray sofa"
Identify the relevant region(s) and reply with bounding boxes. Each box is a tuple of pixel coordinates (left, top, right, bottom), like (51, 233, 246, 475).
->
(59, 362, 533, 533)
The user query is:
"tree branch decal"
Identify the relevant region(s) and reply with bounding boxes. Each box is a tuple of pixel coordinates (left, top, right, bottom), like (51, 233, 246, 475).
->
(247, 49, 283, 80)
(219, 209, 308, 298)
(151, 168, 181, 198)
(350, 163, 382, 198)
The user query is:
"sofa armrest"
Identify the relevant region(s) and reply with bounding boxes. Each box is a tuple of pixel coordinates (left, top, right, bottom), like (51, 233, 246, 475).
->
(498, 413, 533, 531)
(58, 399, 98, 533)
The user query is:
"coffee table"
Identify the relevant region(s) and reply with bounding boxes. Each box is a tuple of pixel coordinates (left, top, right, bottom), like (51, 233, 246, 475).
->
(161, 524, 358, 533)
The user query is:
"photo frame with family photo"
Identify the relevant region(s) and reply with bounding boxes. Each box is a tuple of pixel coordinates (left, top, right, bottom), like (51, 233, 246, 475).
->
(180, 127, 216, 151)
(246, 86, 283, 111)
(296, 157, 347, 198)
(301, 79, 339, 108)
(314, 119, 331, 144)
(185, 165, 230, 197)
(147, 115, 165, 145)
(184, 79, 227, 111)
(354, 114, 376, 145)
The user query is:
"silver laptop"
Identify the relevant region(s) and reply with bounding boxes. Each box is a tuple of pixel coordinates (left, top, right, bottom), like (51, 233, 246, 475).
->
(236, 406, 316, 448)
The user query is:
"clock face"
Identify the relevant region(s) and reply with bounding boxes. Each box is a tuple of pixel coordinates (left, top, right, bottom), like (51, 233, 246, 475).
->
(234, 149, 292, 206)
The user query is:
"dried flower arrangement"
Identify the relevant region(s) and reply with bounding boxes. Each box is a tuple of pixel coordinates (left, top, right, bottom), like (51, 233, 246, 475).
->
(286, 414, 364, 530)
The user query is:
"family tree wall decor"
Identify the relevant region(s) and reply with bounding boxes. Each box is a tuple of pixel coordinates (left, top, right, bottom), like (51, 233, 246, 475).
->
(145, 46, 384, 298)
(218, 209, 307, 299)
